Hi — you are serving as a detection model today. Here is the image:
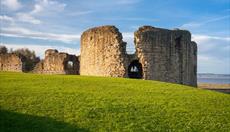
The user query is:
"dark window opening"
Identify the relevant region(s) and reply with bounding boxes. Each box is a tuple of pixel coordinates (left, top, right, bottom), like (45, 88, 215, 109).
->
(128, 60, 143, 79)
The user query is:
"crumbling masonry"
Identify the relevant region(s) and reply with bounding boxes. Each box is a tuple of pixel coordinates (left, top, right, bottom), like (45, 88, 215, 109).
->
(33, 49, 80, 74)
(0, 53, 25, 72)
(80, 25, 197, 86)
(0, 25, 197, 86)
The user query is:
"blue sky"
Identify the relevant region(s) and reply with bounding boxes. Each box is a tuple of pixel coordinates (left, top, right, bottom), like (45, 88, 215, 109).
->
(0, 0, 230, 74)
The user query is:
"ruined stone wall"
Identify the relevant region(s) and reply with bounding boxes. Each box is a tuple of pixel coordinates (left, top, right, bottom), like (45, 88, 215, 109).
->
(33, 49, 79, 74)
(134, 26, 197, 86)
(80, 26, 127, 77)
(0, 53, 23, 72)
(80, 25, 197, 86)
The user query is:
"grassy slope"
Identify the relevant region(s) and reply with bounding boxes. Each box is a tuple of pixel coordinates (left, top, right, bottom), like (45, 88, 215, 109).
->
(0, 72, 229, 132)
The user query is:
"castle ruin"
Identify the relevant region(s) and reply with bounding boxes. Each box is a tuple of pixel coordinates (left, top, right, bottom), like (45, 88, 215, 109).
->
(0, 25, 197, 87)
(80, 25, 197, 86)
(33, 49, 80, 74)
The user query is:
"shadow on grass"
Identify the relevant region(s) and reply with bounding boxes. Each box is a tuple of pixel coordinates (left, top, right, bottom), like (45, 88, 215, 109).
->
(0, 109, 88, 132)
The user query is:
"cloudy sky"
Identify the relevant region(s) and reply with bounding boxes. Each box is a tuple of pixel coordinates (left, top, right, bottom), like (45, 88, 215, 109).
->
(0, 0, 229, 74)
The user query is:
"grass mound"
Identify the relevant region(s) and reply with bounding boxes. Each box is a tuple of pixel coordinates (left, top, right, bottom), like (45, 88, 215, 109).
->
(0, 72, 229, 131)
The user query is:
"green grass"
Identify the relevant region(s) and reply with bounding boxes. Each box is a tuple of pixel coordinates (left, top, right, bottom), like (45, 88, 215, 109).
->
(0, 72, 230, 132)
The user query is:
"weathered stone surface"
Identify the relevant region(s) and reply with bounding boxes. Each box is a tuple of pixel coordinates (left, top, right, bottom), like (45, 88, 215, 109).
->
(80, 25, 127, 77)
(0, 53, 24, 72)
(134, 26, 197, 86)
(33, 49, 79, 74)
(80, 25, 197, 87)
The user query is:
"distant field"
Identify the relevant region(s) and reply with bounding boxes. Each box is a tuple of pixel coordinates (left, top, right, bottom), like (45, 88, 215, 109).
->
(198, 83, 230, 94)
(198, 83, 230, 89)
(0, 72, 230, 131)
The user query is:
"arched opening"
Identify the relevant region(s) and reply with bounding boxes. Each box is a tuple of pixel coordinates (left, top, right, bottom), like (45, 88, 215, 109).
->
(128, 60, 143, 79)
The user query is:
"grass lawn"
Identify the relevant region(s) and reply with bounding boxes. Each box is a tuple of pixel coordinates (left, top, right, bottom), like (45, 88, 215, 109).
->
(0, 72, 230, 131)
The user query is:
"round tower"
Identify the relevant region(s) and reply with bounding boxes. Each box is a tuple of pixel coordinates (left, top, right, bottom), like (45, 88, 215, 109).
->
(80, 25, 127, 77)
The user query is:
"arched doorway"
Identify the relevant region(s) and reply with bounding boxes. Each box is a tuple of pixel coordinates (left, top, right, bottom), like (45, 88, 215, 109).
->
(128, 60, 143, 79)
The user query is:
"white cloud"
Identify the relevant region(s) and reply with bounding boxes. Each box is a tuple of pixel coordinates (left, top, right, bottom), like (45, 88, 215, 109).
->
(123, 32, 133, 38)
(0, 26, 80, 43)
(31, 0, 66, 15)
(192, 34, 230, 42)
(193, 34, 230, 74)
(1, 43, 80, 58)
(198, 55, 212, 62)
(67, 11, 93, 16)
(31, 3, 43, 14)
(181, 23, 202, 29)
(1, 0, 22, 11)
(1, 0, 66, 25)
(122, 32, 135, 53)
(0, 15, 14, 22)
(181, 15, 230, 29)
(0, 14, 42, 25)
(16, 13, 42, 24)
(192, 34, 230, 52)
(198, 54, 230, 74)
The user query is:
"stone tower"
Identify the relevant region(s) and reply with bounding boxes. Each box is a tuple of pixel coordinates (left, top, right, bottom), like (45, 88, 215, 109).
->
(80, 26, 127, 77)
